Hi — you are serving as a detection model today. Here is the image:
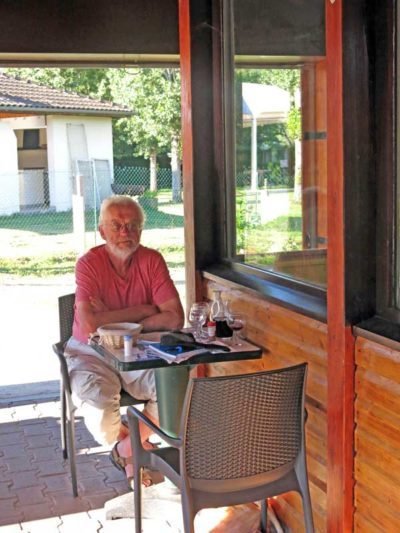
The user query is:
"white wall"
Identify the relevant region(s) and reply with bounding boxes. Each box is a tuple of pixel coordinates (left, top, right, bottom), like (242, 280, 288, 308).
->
(47, 115, 114, 211)
(0, 122, 19, 215)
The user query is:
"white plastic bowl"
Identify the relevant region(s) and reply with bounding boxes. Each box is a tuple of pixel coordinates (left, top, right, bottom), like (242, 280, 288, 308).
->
(97, 322, 143, 349)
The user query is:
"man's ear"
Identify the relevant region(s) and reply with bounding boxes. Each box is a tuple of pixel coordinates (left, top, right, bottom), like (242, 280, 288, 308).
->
(99, 225, 106, 240)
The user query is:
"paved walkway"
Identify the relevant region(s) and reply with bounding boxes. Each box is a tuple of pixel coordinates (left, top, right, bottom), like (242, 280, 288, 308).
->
(0, 400, 186, 532)
(0, 401, 264, 533)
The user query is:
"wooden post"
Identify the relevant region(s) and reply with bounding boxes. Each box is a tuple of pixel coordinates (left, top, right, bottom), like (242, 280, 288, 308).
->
(179, 0, 196, 313)
(326, 0, 355, 531)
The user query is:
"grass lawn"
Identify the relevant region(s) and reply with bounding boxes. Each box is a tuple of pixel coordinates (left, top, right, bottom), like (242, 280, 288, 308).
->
(0, 196, 185, 277)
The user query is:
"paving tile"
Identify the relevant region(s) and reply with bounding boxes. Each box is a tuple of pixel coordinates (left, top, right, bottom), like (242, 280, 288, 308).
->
(74, 461, 103, 479)
(0, 523, 22, 532)
(99, 465, 126, 483)
(25, 434, 53, 449)
(81, 490, 120, 511)
(15, 486, 48, 506)
(104, 479, 130, 494)
(1, 445, 29, 460)
(36, 460, 67, 477)
(58, 511, 101, 533)
(76, 476, 112, 494)
(0, 481, 16, 499)
(92, 452, 111, 467)
(18, 501, 55, 522)
(19, 516, 61, 532)
(49, 491, 90, 514)
(0, 409, 17, 424)
(43, 417, 61, 429)
(0, 498, 24, 526)
(42, 474, 72, 493)
(34, 403, 60, 419)
(12, 405, 39, 421)
(10, 472, 45, 490)
(0, 432, 25, 448)
(0, 423, 22, 435)
(0, 469, 12, 483)
(22, 422, 50, 437)
(30, 446, 61, 463)
(102, 517, 177, 532)
(3, 457, 35, 474)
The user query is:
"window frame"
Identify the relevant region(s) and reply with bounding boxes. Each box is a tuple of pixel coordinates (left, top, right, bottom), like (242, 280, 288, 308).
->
(202, 0, 328, 323)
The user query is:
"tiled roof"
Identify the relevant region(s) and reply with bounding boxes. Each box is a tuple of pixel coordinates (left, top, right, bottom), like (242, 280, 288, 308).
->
(0, 73, 132, 117)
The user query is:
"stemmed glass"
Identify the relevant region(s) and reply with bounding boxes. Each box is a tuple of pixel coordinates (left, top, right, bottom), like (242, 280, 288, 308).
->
(188, 302, 209, 341)
(228, 312, 246, 346)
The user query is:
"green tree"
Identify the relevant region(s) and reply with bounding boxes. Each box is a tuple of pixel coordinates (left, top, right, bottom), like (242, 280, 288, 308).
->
(4, 67, 112, 99)
(109, 68, 181, 198)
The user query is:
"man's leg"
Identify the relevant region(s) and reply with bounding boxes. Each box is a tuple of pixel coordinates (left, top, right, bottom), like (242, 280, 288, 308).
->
(117, 370, 160, 483)
(65, 339, 123, 445)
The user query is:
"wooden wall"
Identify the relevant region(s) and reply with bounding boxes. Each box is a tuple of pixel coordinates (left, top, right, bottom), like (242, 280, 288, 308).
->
(354, 336, 400, 530)
(202, 276, 328, 532)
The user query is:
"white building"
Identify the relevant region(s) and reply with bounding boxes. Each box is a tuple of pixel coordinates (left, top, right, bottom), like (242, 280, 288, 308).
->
(0, 73, 131, 215)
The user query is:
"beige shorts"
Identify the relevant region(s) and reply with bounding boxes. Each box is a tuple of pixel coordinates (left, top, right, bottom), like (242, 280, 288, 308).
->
(65, 337, 157, 445)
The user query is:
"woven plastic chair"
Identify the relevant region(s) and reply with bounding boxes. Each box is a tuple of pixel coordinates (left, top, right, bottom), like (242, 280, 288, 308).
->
(127, 362, 314, 533)
(52, 293, 146, 497)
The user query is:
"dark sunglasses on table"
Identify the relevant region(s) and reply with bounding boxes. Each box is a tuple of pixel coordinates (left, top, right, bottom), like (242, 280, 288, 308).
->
(105, 221, 142, 233)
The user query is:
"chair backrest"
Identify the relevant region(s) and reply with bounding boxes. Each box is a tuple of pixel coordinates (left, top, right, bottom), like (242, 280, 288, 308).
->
(182, 363, 307, 481)
(58, 293, 76, 343)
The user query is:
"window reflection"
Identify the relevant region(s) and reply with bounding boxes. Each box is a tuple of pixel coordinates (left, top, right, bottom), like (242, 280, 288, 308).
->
(233, 66, 327, 287)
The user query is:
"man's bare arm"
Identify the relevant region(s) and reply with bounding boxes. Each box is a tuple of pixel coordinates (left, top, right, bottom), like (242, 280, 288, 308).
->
(141, 296, 185, 332)
(76, 300, 159, 338)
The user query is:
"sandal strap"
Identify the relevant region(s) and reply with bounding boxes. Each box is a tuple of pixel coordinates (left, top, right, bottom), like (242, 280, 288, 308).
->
(111, 443, 133, 470)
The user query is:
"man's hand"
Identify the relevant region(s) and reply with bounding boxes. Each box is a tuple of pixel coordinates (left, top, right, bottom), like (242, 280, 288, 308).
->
(89, 296, 109, 313)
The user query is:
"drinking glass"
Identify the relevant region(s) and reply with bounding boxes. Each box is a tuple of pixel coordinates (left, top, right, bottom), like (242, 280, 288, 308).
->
(228, 312, 246, 346)
(188, 302, 209, 341)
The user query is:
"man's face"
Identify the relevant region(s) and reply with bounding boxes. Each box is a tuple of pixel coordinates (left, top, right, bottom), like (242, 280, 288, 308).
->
(99, 204, 143, 260)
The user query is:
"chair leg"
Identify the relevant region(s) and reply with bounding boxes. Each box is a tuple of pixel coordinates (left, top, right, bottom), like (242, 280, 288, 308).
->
(260, 499, 268, 533)
(60, 387, 68, 459)
(296, 459, 315, 533)
(66, 409, 78, 497)
(301, 491, 315, 533)
(134, 465, 142, 533)
(181, 492, 196, 533)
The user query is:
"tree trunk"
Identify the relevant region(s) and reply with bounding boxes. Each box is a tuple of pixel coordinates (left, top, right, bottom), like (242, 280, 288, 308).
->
(150, 150, 157, 191)
(294, 139, 302, 201)
(171, 136, 182, 202)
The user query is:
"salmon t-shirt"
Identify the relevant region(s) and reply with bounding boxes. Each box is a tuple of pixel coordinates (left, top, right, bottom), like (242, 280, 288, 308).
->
(72, 244, 180, 343)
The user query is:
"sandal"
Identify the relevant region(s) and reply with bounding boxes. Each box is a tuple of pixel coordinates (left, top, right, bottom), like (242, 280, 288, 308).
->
(110, 442, 164, 489)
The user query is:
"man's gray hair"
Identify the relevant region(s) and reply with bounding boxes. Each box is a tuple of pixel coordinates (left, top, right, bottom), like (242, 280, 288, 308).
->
(99, 195, 146, 228)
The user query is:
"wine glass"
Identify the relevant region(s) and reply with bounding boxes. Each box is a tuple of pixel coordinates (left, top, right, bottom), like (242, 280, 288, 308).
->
(188, 302, 209, 341)
(228, 312, 246, 346)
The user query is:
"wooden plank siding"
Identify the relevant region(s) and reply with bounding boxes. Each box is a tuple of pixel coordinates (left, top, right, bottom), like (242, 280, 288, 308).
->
(202, 277, 328, 532)
(354, 336, 400, 531)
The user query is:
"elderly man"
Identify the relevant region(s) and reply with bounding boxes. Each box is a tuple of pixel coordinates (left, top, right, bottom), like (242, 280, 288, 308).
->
(65, 195, 184, 486)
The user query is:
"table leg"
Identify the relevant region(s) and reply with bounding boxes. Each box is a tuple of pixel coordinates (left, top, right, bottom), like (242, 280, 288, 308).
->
(154, 365, 191, 438)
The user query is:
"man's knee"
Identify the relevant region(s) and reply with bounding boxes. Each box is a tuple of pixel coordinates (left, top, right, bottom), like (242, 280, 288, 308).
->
(78, 400, 121, 445)
(70, 369, 120, 407)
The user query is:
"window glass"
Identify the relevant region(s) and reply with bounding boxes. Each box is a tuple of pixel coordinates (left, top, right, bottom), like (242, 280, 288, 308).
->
(231, 66, 327, 287)
(23, 129, 40, 149)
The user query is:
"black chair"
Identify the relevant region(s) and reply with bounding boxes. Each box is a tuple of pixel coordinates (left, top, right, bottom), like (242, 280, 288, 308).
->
(127, 363, 314, 533)
(53, 293, 146, 496)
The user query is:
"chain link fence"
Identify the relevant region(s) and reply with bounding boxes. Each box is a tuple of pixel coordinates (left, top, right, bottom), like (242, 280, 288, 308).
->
(0, 166, 184, 277)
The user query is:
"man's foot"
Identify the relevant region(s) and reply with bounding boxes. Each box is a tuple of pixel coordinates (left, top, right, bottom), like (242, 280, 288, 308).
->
(109, 441, 164, 489)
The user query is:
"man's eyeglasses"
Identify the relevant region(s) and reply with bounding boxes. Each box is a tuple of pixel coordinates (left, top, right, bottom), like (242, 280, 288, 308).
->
(105, 221, 142, 233)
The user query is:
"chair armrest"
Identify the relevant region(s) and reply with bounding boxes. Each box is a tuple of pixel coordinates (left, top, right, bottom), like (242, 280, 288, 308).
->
(127, 406, 182, 448)
(52, 341, 72, 395)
